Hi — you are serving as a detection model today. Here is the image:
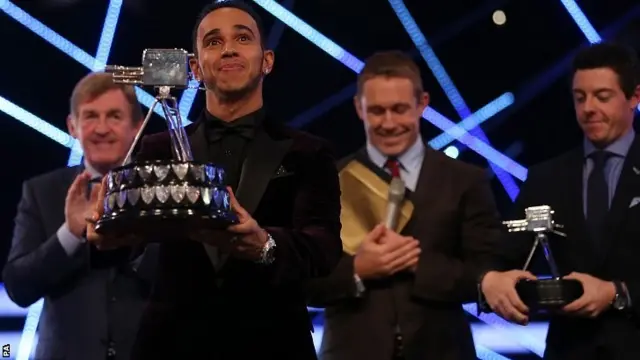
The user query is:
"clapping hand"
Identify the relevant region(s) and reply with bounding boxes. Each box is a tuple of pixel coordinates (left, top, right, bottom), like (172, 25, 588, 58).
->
(85, 176, 141, 250)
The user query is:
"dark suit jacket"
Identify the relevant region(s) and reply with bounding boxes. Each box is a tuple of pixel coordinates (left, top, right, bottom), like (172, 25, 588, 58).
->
(130, 113, 343, 360)
(306, 147, 502, 360)
(2, 166, 157, 360)
(491, 138, 640, 360)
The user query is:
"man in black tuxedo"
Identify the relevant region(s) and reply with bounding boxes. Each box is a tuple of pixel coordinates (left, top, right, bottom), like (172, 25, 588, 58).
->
(480, 42, 640, 359)
(2, 72, 156, 360)
(306, 51, 502, 360)
(86, 1, 342, 359)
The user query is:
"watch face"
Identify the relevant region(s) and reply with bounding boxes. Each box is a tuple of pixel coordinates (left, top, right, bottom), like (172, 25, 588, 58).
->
(613, 295, 626, 310)
(266, 243, 276, 258)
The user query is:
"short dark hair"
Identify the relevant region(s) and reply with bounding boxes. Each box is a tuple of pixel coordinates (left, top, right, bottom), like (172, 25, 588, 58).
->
(356, 50, 424, 100)
(572, 42, 640, 98)
(191, 0, 266, 56)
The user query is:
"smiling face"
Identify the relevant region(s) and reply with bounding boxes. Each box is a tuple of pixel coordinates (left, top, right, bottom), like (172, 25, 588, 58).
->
(572, 67, 639, 148)
(189, 7, 274, 101)
(355, 76, 429, 156)
(67, 89, 141, 174)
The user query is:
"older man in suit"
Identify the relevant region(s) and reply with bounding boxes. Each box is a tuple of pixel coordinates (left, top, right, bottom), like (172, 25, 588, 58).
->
(480, 42, 640, 359)
(3, 72, 156, 360)
(305, 51, 502, 360)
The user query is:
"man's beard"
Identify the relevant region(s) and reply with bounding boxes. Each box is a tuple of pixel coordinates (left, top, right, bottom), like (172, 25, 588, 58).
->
(205, 71, 262, 103)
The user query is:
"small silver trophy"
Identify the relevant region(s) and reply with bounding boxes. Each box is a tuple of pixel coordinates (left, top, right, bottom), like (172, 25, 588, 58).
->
(94, 49, 237, 237)
(504, 205, 582, 310)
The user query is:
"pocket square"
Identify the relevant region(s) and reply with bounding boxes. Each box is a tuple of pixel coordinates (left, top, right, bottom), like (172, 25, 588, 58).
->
(629, 197, 640, 208)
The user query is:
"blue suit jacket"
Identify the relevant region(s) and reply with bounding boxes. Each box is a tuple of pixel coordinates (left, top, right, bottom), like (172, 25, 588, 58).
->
(2, 166, 157, 360)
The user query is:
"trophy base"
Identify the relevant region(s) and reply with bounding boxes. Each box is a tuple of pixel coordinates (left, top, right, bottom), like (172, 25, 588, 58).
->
(96, 159, 238, 241)
(516, 278, 583, 310)
(94, 208, 238, 240)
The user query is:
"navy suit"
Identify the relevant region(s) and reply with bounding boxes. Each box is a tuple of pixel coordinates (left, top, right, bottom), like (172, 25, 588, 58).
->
(3, 165, 157, 360)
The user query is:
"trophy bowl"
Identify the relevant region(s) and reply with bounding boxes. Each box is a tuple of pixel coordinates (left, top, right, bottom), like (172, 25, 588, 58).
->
(94, 160, 238, 239)
(516, 278, 583, 310)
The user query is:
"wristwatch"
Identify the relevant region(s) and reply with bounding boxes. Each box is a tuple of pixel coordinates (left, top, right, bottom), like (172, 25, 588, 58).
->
(612, 281, 630, 311)
(256, 232, 276, 265)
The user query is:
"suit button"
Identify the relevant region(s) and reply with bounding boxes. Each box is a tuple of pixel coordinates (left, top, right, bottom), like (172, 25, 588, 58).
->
(110, 296, 116, 302)
(107, 342, 116, 358)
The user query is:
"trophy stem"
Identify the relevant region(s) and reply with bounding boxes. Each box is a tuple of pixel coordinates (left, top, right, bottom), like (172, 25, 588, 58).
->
(121, 97, 160, 166)
(157, 86, 194, 162)
(522, 237, 539, 271)
(538, 233, 561, 279)
(164, 95, 193, 161)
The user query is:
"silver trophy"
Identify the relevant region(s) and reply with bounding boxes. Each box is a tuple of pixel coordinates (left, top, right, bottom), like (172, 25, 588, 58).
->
(94, 49, 237, 237)
(504, 205, 582, 310)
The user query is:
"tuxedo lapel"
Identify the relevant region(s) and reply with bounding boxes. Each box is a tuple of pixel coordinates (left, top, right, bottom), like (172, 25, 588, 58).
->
(235, 129, 293, 215)
(187, 120, 222, 271)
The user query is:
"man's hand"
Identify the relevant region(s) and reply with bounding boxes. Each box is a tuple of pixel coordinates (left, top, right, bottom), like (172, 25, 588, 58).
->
(481, 270, 536, 325)
(216, 187, 268, 261)
(353, 224, 420, 280)
(85, 177, 140, 250)
(65, 171, 94, 237)
(561, 272, 615, 318)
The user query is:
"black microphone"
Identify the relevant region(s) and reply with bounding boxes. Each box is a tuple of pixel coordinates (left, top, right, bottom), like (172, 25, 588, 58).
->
(384, 177, 406, 230)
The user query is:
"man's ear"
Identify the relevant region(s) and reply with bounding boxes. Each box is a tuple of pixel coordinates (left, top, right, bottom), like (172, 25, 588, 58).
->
(417, 92, 430, 115)
(262, 49, 275, 75)
(354, 95, 364, 122)
(189, 57, 201, 81)
(67, 114, 79, 138)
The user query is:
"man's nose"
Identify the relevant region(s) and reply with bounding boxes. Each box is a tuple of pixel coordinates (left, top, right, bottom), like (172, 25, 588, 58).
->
(380, 111, 395, 127)
(583, 97, 597, 113)
(93, 117, 111, 134)
(221, 46, 238, 57)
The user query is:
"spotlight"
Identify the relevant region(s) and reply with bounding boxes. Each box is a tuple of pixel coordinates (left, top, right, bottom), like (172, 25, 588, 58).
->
(492, 10, 506, 26)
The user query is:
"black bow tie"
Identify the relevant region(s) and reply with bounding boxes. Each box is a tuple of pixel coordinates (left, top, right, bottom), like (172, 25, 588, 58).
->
(206, 120, 255, 142)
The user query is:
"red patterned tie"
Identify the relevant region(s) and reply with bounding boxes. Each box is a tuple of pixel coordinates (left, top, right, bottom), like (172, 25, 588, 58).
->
(385, 158, 401, 178)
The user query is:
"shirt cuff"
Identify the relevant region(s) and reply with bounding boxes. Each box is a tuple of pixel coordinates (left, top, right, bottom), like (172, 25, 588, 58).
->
(57, 223, 86, 256)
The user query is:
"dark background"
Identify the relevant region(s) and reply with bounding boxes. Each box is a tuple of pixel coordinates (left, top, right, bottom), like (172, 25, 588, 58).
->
(0, 0, 639, 359)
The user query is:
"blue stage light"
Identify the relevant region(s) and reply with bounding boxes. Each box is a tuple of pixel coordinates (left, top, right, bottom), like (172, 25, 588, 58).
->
(94, 0, 123, 71)
(0, 95, 76, 148)
(388, 0, 519, 200)
(429, 93, 515, 150)
(443, 145, 459, 159)
(559, 0, 602, 44)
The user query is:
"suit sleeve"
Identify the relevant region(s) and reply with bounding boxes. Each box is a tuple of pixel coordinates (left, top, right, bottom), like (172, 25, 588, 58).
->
(2, 181, 88, 307)
(262, 143, 343, 286)
(411, 171, 502, 303)
(305, 253, 361, 307)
